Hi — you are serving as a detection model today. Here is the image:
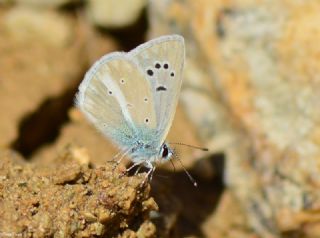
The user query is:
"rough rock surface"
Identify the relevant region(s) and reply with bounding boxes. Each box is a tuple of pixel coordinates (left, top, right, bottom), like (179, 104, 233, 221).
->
(0, 7, 85, 149)
(1, 0, 77, 8)
(0, 147, 158, 237)
(32, 108, 119, 166)
(0, 6, 117, 152)
(149, 0, 320, 237)
(86, 0, 147, 28)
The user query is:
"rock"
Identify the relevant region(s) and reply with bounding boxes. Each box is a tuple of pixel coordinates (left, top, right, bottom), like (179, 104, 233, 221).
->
(31, 108, 119, 166)
(0, 6, 118, 156)
(202, 191, 257, 238)
(148, 0, 320, 237)
(0, 7, 85, 149)
(137, 220, 156, 238)
(0, 0, 14, 4)
(4, 6, 73, 47)
(15, 0, 76, 8)
(86, 0, 147, 28)
(0, 146, 158, 237)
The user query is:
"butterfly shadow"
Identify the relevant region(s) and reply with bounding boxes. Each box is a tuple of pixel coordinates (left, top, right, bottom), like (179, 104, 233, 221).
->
(147, 153, 225, 237)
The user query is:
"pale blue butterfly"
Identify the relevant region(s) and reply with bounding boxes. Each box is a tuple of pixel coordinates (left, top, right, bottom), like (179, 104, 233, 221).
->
(76, 35, 198, 184)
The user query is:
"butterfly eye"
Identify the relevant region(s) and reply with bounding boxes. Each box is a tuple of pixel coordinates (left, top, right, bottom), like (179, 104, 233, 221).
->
(162, 146, 169, 158)
(146, 69, 154, 76)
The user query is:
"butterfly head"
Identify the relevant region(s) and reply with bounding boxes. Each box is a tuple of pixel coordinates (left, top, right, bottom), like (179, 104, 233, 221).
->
(159, 143, 173, 162)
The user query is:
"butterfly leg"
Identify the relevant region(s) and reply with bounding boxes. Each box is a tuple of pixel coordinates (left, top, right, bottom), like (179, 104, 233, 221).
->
(109, 147, 133, 173)
(126, 161, 144, 173)
(128, 163, 145, 184)
(119, 161, 144, 178)
(141, 161, 156, 187)
(107, 149, 123, 166)
(134, 165, 143, 176)
(149, 165, 156, 182)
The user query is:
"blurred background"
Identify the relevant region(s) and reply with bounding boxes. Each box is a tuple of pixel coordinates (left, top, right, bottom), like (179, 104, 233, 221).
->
(1, 0, 320, 237)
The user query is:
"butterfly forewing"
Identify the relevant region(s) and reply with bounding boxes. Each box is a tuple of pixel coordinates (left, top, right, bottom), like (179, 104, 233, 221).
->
(106, 58, 157, 129)
(129, 35, 185, 144)
(76, 53, 157, 149)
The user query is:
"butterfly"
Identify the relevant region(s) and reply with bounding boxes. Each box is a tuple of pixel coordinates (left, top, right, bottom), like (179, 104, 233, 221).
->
(75, 34, 195, 183)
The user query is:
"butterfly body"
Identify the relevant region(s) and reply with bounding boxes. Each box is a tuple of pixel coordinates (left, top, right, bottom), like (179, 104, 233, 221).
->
(109, 122, 173, 167)
(76, 35, 184, 171)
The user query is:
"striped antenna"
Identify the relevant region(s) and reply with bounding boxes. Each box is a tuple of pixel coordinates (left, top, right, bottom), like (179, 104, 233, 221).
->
(169, 142, 208, 151)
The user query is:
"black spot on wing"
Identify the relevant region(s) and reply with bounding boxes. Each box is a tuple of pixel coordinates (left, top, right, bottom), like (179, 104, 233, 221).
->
(156, 86, 167, 91)
(147, 69, 154, 76)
